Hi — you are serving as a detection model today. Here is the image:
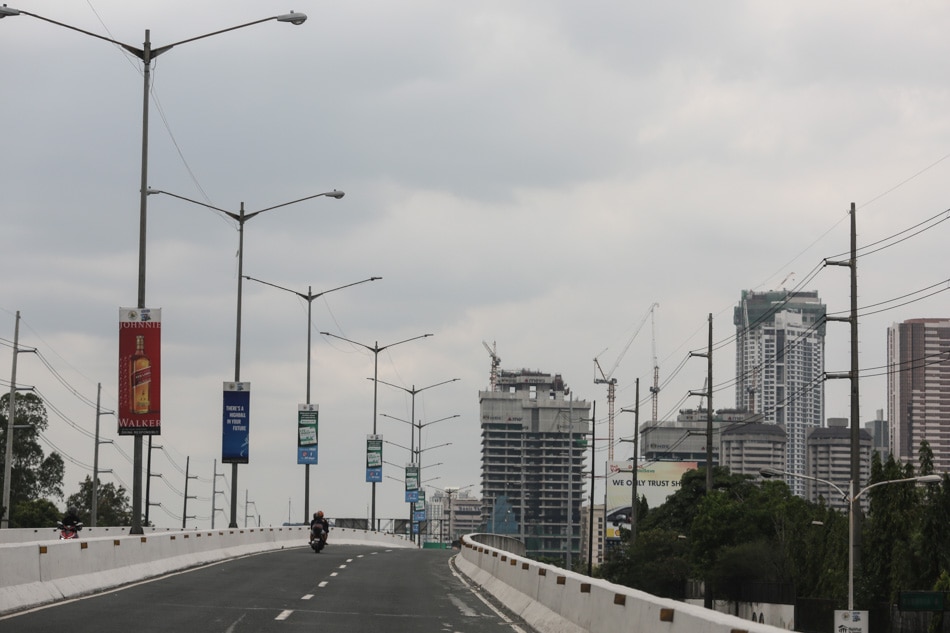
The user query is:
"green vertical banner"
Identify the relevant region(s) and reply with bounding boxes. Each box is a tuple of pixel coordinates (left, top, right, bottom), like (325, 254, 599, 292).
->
(414, 489, 426, 522)
(297, 404, 318, 465)
(366, 435, 383, 482)
(405, 464, 420, 502)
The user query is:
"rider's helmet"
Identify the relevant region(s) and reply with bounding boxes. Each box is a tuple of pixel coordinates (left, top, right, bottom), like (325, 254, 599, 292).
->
(67, 506, 78, 516)
(316, 510, 324, 518)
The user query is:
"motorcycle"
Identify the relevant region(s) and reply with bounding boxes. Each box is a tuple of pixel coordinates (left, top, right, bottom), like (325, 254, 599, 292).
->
(57, 522, 83, 540)
(309, 523, 326, 553)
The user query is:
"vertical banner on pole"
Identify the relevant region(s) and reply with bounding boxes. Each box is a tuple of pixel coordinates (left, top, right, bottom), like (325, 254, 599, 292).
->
(222, 382, 250, 464)
(405, 464, 420, 502)
(366, 435, 382, 482)
(414, 488, 426, 522)
(298, 404, 318, 465)
(118, 308, 162, 436)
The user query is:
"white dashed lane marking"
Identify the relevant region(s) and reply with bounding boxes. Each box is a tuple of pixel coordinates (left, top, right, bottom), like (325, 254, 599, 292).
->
(275, 610, 293, 621)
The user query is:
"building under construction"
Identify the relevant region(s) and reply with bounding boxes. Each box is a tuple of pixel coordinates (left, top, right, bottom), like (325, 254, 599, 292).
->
(478, 367, 590, 564)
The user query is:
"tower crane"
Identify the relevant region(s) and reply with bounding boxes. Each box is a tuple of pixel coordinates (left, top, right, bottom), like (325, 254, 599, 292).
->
(483, 340, 501, 391)
(649, 304, 660, 422)
(594, 303, 657, 460)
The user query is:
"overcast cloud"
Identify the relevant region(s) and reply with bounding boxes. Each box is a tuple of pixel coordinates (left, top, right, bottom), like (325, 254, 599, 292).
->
(2, 1, 950, 528)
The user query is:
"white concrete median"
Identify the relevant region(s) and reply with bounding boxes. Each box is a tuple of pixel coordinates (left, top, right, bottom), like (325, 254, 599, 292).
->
(456, 534, 793, 633)
(0, 526, 413, 615)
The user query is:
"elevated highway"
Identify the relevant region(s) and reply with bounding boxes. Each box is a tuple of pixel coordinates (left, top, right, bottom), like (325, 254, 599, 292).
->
(0, 527, 792, 632)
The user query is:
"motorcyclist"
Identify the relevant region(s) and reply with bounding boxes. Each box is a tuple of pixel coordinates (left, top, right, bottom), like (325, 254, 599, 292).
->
(309, 510, 329, 546)
(59, 506, 82, 538)
(61, 506, 81, 528)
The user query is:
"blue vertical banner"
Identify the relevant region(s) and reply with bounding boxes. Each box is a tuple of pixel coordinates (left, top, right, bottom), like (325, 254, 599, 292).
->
(297, 404, 318, 465)
(405, 464, 420, 502)
(222, 382, 250, 464)
(366, 435, 383, 482)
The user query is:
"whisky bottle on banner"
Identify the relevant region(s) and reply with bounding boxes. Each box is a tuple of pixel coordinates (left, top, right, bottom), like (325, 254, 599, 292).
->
(130, 335, 151, 414)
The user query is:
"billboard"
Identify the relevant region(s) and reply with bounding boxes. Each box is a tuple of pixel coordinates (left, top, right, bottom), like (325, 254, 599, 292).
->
(222, 382, 250, 464)
(297, 404, 318, 465)
(117, 307, 161, 436)
(605, 460, 698, 539)
(366, 435, 382, 482)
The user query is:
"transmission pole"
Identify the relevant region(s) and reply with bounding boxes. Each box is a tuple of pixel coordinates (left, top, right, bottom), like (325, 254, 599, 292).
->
(825, 202, 861, 578)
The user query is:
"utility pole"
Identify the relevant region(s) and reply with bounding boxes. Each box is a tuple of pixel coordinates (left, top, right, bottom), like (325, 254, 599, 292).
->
(91, 383, 114, 527)
(688, 314, 713, 609)
(182, 456, 197, 529)
(1, 311, 21, 529)
(211, 459, 224, 529)
(587, 401, 596, 576)
(146, 443, 162, 526)
(631, 379, 640, 545)
(825, 202, 861, 579)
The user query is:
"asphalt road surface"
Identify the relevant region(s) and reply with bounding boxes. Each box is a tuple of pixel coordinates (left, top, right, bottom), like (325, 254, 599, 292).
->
(1, 543, 535, 633)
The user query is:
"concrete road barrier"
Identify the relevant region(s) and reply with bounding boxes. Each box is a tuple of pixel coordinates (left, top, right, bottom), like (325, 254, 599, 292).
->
(0, 526, 413, 615)
(456, 534, 793, 633)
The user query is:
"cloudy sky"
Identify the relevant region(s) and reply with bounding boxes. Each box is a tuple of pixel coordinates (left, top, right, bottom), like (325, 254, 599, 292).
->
(2, 1, 950, 529)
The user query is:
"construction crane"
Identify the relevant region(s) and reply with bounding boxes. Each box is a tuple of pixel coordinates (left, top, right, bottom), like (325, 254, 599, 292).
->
(649, 304, 660, 422)
(594, 303, 658, 460)
(593, 356, 617, 460)
(483, 340, 501, 391)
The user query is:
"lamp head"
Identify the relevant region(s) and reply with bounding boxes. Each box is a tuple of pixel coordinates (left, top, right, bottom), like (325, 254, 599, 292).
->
(0, 5, 21, 17)
(759, 468, 783, 479)
(325, 190, 345, 199)
(276, 11, 307, 25)
(919, 474, 943, 484)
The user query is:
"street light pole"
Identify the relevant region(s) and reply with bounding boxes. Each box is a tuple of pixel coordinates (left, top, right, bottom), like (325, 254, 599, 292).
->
(1, 6, 308, 535)
(374, 378, 460, 462)
(244, 275, 381, 522)
(380, 408, 459, 545)
(149, 189, 343, 528)
(760, 467, 940, 611)
(319, 332, 433, 529)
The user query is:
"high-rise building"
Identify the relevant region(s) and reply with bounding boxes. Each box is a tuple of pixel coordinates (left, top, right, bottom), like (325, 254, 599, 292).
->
(580, 503, 606, 567)
(479, 369, 590, 564)
(735, 290, 826, 496)
(806, 418, 872, 511)
(720, 420, 787, 479)
(888, 319, 950, 473)
(864, 408, 889, 461)
(641, 407, 750, 464)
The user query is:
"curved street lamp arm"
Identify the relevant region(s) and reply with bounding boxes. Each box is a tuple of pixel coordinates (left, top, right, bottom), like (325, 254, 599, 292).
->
(147, 188, 239, 221)
(322, 331, 433, 354)
(372, 377, 412, 395)
(245, 275, 381, 302)
(759, 467, 848, 501)
(154, 13, 306, 56)
(380, 413, 411, 425)
(855, 474, 943, 501)
(0, 8, 306, 60)
(378, 333, 434, 353)
(253, 190, 344, 216)
(320, 331, 376, 353)
(418, 414, 460, 429)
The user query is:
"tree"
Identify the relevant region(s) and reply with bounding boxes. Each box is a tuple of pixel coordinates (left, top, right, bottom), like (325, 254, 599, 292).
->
(65, 476, 132, 526)
(12, 498, 61, 529)
(599, 527, 690, 599)
(0, 392, 65, 525)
